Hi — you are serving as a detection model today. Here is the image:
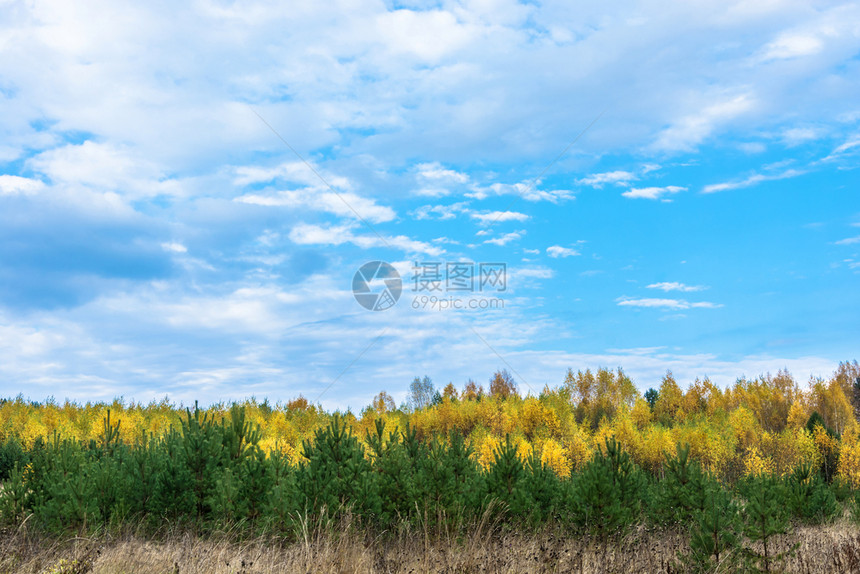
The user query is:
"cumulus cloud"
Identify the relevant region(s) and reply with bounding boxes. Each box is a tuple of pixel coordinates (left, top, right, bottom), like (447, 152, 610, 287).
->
(0, 0, 857, 407)
(578, 170, 636, 188)
(288, 223, 444, 256)
(161, 242, 188, 253)
(28, 142, 183, 200)
(546, 245, 580, 258)
(483, 231, 523, 246)
(647, 282, 707, 292)
(470, 210, 530, 225)
(236, 188, 396, 224)
(0, 175, 45, 196)
(416, 162, 469, 184)
(410, 203, 466, 220)
(760, 33, 824, 61)
(622, 186, 686, 200)
(467, 182, 573, 203)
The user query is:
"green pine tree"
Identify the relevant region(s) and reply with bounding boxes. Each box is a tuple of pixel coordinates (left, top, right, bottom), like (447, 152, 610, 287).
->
(296, 415, 380, 521)
(650, 442, 709, 525)
(573, 436, 643, 537)
(784, 463, 838, 524)
(681, 482, 741, 573)
(741, 474, 794, 573)
(483, 434, 529, 520)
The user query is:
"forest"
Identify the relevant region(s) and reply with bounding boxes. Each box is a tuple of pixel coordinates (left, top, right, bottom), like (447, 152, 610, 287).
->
(1, 361, 860, 573)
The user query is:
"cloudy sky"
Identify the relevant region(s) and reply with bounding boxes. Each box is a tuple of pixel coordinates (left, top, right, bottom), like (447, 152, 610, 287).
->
(1, 0, 858, 409)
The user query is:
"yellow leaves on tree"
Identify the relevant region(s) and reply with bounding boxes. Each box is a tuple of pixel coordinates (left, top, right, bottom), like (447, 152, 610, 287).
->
(787, 400, 807, 430)
(564, 425, 593, 472)
(630, 398, 652, 429)
(518, 397, 560, 440)
(838, 426, 860, 488)
(539, 437, 571, 478)
(809, 378, 855, 436)
(744, 445, 774, 476)
(654, 371, 684, 427)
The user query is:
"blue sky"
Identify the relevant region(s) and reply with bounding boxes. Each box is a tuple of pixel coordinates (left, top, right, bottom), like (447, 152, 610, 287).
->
(0, 0, 858, 409)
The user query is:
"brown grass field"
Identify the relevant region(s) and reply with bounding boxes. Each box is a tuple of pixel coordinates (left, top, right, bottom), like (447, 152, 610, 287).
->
(1, 518, 860, 574)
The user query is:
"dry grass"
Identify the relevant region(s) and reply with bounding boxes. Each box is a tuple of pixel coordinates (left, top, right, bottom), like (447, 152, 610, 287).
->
(1, 519, 859, 574)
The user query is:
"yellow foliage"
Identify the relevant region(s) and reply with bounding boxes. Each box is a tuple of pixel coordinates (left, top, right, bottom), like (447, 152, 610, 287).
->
(729, 406, 759, 451)
(0, 363, 856, 484)
(787, 401, 807, 429)
(518, 397, 560, 439)
(540, 438, 571, 478)
(476, 435, 501, 471)
(515, 436, 532, 460)
(744, 445, 774, 476)
(838, 427, 860, 488)
(630, 398, 652, 429)
(565, 425, 593, 471)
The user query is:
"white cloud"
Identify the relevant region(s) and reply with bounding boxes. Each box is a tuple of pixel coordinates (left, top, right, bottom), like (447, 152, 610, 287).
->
(410, 202, 467, 220)
(484, 231, 523, 246)
(413, 187, 452, 198)
(0, 0, 858, 409)
(703, 167, 804, 193)
(28, 142, 182, 199)
(622, 185, 686, 200)
(782, 127, 822, 146)
(653, 94, 755, 151)
(616, 297, 722, 310)
(823, 134, 860, 161)
(236, 188, 396, 224)
(288, 223, 444, 256)
(0, 175, 45, 196)
(416, 162, 469, 184)
(234, 162, 352, 190)
(835, 235, 860, 246)
(467, 182, 573, 202)
(375, 9, 474, 64)
(647, 282, 707, 292)
(470, 210, 530, 224)
(760, 33, 824, 61)
(578, 170, 636, 188)
(546, 245, 580, 258)
(161, 242, 188, 253)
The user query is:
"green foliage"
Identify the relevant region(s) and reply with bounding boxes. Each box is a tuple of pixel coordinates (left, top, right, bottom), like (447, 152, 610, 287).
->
(739, 474, 795, 573)
(522, 447, 561, 525)
(415, 430, 482, 528)
(366, 419, 421, 527)
(806, 411, 840, 483)
(681, 484, 741, 573)
(296, 415, 380, 520)
(178, 402, 228, 519)
(644, 388, 659, 411)
(483, 434, 528, 518)
(572, 436, 644, 536)
(260, 450, 298, 535)
(2, 402, 859, 569)
(649, 443, 709, 525)
(0, 461, 30, 525)
(0, 438, 28, 481)
(784, 463, 838, 524)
